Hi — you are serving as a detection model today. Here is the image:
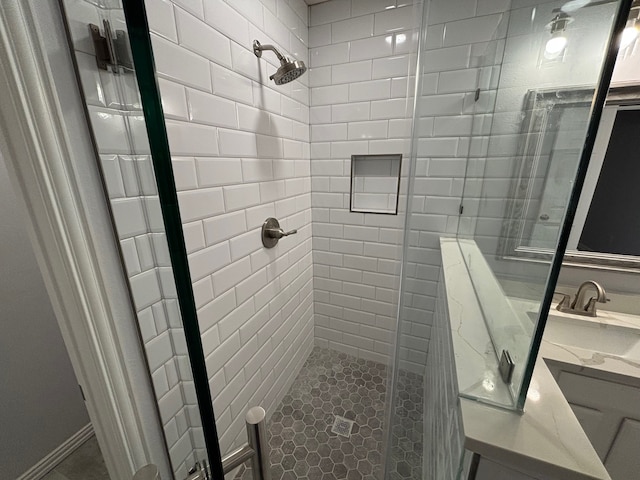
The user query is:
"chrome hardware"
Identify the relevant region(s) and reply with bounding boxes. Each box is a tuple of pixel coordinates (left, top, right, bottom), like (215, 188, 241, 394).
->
(222, 446, 255, 474)
(184, 461, 210, 480)
(499, 349, 514, 384)
(246, 407, 271, 480)
(89, 20, 133, 72)
(222, 407, 271, 480)
(182, 407, 271, 480)
(252, 40, 307, 85)
(556, 281, 608, 317)
(261, 217, 297, 248)
(184, 407, 270, 480)
(553, 291, 572, 310)
(133, 464, 160, 480)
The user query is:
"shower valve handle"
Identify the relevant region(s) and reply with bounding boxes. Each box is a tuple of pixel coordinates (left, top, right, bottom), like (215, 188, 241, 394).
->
(266, 227, 297, 239)
(261, 217, 297, 248)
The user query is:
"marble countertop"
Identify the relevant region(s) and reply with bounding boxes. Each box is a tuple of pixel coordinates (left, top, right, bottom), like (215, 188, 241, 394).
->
(440, 237, 612, 480)
(441, 239, 514, 408)
(510, 297, 640, 386)
(541, 341, 640, 387)
(538, 310, 640, 387)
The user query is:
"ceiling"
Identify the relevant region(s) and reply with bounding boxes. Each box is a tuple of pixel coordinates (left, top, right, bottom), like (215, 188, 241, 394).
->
(305, 0, 330, 4)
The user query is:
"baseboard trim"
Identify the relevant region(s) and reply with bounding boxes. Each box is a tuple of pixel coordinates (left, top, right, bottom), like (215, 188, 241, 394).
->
(17, 423, 94, 480)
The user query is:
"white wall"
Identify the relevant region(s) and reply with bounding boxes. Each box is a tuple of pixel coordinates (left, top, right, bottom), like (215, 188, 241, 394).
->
(612, 34, 640, 85)
(308, 0, 421, 368)
(0, 153, 89, 479)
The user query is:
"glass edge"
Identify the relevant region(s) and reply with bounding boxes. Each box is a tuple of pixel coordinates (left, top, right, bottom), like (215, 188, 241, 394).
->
(121, 1, 225, 476)
(382, 0, 428, 478)
(516, 0, 634, 410)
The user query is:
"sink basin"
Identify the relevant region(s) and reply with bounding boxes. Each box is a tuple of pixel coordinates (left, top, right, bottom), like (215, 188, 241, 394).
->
(543, 312, 640, 358)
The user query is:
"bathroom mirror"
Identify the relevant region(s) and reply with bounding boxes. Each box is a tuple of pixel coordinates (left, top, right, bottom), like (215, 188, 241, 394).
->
(350, 154, 402, 214)
(498, 85, 640, 271)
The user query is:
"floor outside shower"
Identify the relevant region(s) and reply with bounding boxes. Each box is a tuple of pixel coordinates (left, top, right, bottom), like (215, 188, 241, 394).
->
(41, 436, 110, 480)
(236, 347, 424, 480)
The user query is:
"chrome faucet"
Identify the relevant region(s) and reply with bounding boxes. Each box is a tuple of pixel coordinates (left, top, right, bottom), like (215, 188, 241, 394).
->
(556, 281, 608, 317)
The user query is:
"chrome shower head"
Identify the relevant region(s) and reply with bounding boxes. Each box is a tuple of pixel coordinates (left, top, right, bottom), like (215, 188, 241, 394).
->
(253, 40, 307, 85)
(270, 59, 307, 85)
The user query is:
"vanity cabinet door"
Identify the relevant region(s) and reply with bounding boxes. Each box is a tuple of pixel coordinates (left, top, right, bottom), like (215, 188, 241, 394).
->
(604, 419, 640, 480)
(566, 403, 607, 458)
(549, 366, 640, 480)
(555, 371, 631, 459)
(474, 457, 553, 480)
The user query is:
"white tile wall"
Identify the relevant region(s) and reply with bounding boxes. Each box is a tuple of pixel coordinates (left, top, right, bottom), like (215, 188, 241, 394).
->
(309, 0, 422, 366)
(146, 0, 315, 460)
(422, 272, 465, 479)
(61, 1, 206, 477)
(463, 0, 619, 281)
(398, 0, 510, 372)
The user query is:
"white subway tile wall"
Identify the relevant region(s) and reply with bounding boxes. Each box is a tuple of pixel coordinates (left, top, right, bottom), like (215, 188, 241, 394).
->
(146, 0, 314, 462)
(395, 0, 510, 372)
(460, 0, 618, 278)
(61, 1, 207, 477)
(309, 0, 421, 368)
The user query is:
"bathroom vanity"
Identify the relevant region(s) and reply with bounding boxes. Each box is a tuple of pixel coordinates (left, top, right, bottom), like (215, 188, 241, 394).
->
(541, 310, 640, 480)
(436, 237, 639, 480)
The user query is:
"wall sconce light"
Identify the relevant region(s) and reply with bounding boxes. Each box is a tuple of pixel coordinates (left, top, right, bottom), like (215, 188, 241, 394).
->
(544, 12, 572, 60)
(620, 1, 640, 51)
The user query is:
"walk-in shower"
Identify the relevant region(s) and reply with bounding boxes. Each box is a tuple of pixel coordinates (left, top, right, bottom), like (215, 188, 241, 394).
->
(55, 0, 632, 478)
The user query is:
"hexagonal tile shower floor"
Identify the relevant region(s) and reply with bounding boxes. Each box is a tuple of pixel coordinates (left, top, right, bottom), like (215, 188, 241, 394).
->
(235, 347, 423, 480)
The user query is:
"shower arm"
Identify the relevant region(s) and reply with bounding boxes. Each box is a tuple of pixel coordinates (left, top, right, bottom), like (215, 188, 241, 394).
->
(253, 40, 286, 64)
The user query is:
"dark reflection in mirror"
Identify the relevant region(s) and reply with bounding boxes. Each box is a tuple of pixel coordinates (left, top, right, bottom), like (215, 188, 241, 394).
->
(579, 108, 640, 255)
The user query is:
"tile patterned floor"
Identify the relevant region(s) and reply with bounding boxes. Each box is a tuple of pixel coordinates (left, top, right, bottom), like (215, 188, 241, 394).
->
(388, 370, 424, 480)
(42, 435, 110, 480)
(236, 347, 424, 480)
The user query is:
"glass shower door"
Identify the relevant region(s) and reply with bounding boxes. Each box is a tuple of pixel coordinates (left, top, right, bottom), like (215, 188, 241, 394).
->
(63, 0, 415, 477)
(60, 0, 216, 477)
(119, 1, 424, 479)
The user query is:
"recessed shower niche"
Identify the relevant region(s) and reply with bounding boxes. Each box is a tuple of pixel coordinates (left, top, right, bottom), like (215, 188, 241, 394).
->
(350, 154, 402, 215)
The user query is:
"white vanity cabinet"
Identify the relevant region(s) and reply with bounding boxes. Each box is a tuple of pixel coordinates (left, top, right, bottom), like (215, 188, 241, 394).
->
(546, 362, 640, 480)
(473, 457, 553, 480)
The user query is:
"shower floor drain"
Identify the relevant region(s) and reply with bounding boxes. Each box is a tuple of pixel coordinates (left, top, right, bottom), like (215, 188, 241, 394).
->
(331, 416, 354, 437)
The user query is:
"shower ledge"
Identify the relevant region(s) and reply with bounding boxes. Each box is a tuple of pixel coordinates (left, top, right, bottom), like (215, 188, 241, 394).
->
(440, 237, 611, 480)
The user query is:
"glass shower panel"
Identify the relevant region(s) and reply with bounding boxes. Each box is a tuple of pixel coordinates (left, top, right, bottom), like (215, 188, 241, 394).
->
(458, 0, 623, 408)
(59, 2, 207, 478)
(388, 0, 626, 477)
